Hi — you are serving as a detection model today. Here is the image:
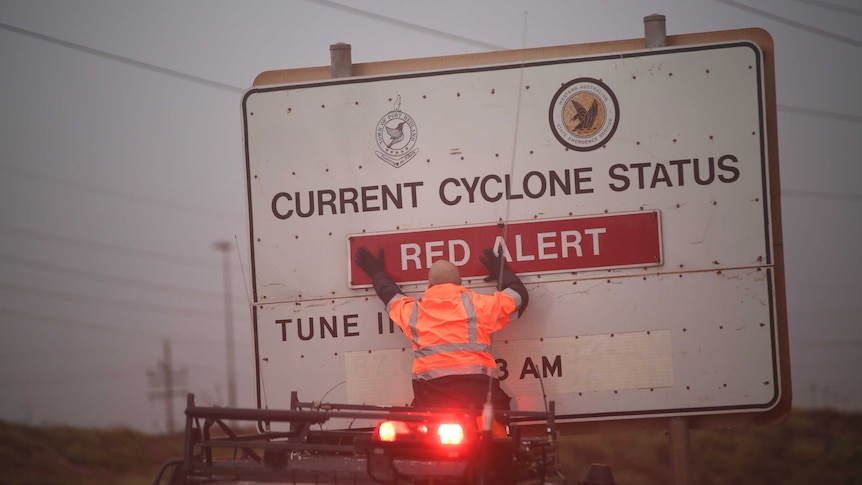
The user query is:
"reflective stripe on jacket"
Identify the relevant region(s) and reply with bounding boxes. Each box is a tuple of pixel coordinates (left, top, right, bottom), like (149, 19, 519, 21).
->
(385, 283, 522, 380)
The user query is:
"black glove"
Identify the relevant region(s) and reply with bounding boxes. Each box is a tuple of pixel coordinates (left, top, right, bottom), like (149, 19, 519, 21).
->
(479, 248, 505, 282)
(355, 247, 385, 277)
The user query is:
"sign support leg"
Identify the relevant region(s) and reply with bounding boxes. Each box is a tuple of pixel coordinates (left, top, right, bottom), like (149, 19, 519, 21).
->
(668, 416, 692, 485)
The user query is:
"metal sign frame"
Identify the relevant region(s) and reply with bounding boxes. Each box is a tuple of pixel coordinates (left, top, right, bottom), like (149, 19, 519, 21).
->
(243, 28, 789, 432)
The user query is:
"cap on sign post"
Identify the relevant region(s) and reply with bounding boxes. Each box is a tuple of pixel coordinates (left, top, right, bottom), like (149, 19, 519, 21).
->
(330, 42, 352, 78)
(644, 14, 667, 48)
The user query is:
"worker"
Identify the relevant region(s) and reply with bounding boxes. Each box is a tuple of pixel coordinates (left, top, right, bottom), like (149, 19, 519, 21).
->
(354, 246, 529, 415)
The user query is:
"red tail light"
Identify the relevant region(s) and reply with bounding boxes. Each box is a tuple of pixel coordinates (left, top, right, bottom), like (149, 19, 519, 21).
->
(374, 419, 468, 446)
(376, 420, 409, 442)
(437, 423, 464, 445)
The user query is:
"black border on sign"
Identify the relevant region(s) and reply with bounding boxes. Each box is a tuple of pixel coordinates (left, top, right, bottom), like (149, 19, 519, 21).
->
(241, 41, 778, 422)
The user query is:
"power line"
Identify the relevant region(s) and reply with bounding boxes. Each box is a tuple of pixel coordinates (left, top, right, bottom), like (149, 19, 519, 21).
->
(0, 338, 147, 363)
(2, 9, 856, 134)
(778, 104, 862, 123)
(306, 0, 509, 51)
(0, 306, 174, 339)
(0, 337, 248, 364)
(0, 252, 247, 304)
(0, 307, 232, 346)
(0, 281, 223, 319)
(803, 339, 862, 348)
(0, 250, 218, 297)
(0, 222, 219, 270)
(187, 362, 256, 377)
(782, 189, 862, 202)
(0, 361, 253, 391)
(0, 21, 245, 94)
(0, 162, 242, 221)
(794, 0, 862, 17)
(714, 0, 862, 48)
(0, 368, 144, 390)
(321, 0, 849, 127)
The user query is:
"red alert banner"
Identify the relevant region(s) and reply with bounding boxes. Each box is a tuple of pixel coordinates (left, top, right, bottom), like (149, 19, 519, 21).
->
(349, 211, 662, 286)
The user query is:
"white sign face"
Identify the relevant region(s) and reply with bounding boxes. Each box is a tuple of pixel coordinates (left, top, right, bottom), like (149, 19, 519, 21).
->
(243, 41, 782, 425)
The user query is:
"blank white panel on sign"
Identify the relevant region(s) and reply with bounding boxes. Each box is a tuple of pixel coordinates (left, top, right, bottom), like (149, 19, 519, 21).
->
(345, 348, 413, 406)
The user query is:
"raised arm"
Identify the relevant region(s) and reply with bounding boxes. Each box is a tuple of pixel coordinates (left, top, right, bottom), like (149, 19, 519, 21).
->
(479, 248, 529, 316)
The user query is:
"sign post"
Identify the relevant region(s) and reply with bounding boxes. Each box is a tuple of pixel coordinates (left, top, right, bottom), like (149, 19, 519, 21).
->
(669, 416, 693, 484)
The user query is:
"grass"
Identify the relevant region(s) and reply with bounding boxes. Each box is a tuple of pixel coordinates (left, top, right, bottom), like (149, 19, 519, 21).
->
(560, 409, 862, 484)
(1, 409, 860, 484)
(0, 420, 184, 485)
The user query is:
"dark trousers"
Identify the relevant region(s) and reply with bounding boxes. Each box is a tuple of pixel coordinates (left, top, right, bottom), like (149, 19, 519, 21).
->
(411, 375, 511, 414)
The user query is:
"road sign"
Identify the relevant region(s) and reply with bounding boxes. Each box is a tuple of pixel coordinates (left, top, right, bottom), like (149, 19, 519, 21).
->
(243, 28, 788, 430)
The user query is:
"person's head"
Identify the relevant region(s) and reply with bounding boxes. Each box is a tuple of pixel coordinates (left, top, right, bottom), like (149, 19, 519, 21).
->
(428, 260, 462, 287)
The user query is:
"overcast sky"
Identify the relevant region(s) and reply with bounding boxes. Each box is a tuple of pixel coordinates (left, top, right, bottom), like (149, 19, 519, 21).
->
(1, 0, 860, 432)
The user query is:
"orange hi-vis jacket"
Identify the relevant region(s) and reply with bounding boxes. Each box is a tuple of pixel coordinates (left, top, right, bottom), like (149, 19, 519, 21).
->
(385, 283, 524, 381)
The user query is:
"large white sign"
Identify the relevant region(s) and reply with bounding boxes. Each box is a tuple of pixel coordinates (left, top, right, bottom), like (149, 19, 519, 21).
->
(243, 40, 784, 426)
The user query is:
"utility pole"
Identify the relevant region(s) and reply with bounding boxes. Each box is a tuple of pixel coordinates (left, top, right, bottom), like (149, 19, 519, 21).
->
(214, 240, 237, 409)
(147, 339, 187, 433)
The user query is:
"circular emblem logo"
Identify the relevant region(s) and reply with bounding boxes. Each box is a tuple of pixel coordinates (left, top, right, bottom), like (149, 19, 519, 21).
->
(374, 95, 419, 168)
(549, 78, 619, 152)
